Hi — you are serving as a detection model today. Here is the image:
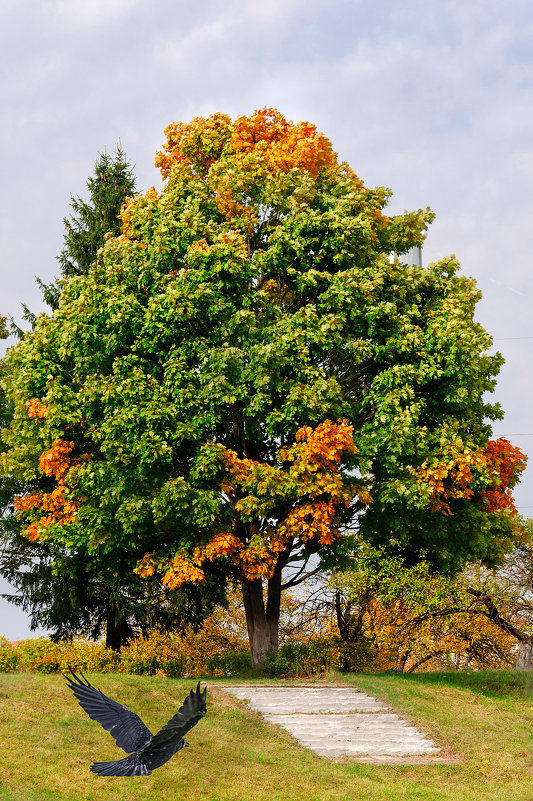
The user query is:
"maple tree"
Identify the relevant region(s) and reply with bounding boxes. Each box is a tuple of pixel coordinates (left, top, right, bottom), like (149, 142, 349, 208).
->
(1, 109, 526, 667)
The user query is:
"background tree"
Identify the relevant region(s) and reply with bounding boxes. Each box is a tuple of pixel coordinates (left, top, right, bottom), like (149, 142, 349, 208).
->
(2, 149, 138, 648)
(1, 151, 225, 649)
(463, 525, 533, 669)
(0, 109, 526, 667)
(38, 145, 136, 310)
(334, 527, 532, 671)
(0, 316, 24, 532)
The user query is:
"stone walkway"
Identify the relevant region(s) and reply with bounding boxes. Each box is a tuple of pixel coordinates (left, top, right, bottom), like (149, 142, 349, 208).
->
(218, 685, 444, 763)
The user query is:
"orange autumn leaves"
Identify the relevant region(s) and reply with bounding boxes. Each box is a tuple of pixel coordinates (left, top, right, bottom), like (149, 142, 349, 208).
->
(230, 108, 335, 179)
(417, 437, 526, 515)
(137, 420, 366, 589)
(155, 108, 335, 181)
(15, 403, 90, 541)
(150, 108, 338, 229)
(26, 398, 48, 419)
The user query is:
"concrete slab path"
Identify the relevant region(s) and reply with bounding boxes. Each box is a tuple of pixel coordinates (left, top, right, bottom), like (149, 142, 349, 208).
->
(219, 685, 442, 763)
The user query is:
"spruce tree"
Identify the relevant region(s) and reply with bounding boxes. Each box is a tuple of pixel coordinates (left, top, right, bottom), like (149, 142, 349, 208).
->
(60, 145, 136, 278)
(40, 146, 136, 309)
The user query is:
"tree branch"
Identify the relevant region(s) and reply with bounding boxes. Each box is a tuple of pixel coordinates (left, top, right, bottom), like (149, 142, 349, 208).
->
(466, 587, 532, 643)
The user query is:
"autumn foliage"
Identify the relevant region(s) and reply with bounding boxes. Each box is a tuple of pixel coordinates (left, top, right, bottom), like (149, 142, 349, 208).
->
(418, 437, 526, 516)
(1, 108, 525, 667)
(14, 436, 90, 541)
(137, 420, 365, 588)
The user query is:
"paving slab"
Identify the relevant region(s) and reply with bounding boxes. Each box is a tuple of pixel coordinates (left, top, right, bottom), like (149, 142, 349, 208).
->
(219, 684, 441, 762)
(223, 685, 388, 714)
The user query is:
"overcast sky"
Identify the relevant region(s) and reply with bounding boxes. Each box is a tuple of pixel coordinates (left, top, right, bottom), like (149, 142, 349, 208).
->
(1, 0, 533, 639)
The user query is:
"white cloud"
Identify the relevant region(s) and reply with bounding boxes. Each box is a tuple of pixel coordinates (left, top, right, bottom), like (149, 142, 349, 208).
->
(155, 18, 233, 75)
(153, 0, 306, 76)
(42, 0, 141, 31)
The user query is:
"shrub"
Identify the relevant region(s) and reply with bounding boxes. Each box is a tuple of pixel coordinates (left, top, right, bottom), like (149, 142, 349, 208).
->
(15, 637, 119, 673)
(263, 635, 380, 677)
(118, 631, 184, 676)
(0, 636, 19, 672)
(206, 649, 252, 676)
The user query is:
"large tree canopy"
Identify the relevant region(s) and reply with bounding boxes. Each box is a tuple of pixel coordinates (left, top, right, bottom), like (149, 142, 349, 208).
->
(1, 109, 525, 666)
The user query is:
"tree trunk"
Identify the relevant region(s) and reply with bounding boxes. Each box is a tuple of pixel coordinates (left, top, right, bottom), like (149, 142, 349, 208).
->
(242, 569, 282, 669)
(515, 638, 533, 670)
(105, 608, 132, 651)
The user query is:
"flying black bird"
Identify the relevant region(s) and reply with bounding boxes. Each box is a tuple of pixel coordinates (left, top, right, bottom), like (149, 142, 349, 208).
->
(64, 668, 207, 776)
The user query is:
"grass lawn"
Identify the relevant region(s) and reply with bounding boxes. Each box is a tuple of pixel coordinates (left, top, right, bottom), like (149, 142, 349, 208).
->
(0, 670, 531, 801)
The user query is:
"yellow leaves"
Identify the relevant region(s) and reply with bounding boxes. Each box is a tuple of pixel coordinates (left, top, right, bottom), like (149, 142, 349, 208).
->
(261, 278, 293, 306)
(418, 437, 527, 515)
(355, 487, 373, 506)
(187, 238, 209, 255)
(162, 552, 206, 590)
(152, 109, 338, 231)
(196, 532, 244, 561)
(155, 112, 233, 179)
(418, 441, 481, 513)
(135, 553, 157, 578)
(222, 420, 363, 548)
(135, 421, 365, 589)
(155, 108, 336, 182)
(220, 449, 258, 492)
(278, 501, 338, 545)
(287, 418, 358, 471)
(14, 492, 43, 512)
(137, 550, 207, 590)
(17, 483, 81, 542)
(26, 399, 48, 419)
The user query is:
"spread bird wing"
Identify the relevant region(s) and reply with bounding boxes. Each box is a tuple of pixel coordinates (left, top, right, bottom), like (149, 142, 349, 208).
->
(64, 668, 152, 753)
(139, 682, 207, 771)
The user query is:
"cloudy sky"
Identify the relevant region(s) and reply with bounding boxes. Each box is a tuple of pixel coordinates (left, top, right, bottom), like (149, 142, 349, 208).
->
(1, 0, 533, 638)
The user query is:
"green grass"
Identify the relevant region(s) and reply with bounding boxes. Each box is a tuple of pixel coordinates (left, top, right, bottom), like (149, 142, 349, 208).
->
(0, 670, 531, 801)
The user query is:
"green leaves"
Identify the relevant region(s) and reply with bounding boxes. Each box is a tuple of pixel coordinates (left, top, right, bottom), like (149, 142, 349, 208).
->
(1, 109, 520, 607)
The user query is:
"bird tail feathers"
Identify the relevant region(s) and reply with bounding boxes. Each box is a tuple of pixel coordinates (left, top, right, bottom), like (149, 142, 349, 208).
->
(90, 754, 151, 776)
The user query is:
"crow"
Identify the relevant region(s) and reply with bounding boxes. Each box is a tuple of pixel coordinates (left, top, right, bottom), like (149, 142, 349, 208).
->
(63, 668, 207, 776)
